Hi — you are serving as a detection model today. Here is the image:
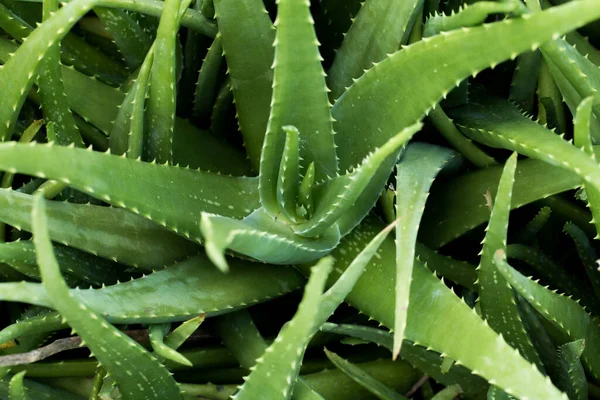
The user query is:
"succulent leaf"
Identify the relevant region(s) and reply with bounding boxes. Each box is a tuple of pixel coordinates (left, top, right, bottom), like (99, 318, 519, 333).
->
(31, 195, 183, 399)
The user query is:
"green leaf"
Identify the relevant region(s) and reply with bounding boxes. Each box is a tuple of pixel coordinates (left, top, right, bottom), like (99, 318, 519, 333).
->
(144, 0, 190, 164)
(506, 244, 599, 313)
(295, 122, 422, 238)
(213, 0, 274, 170)
(332, 0, 600, 171)
(215, 310, 324, 400)
(518, 206, 551, 243)
(163, 315, 205, 350)
(556, 340, 587, 400)
(541, 38, 600, 141)
(431, 384, 462, 400)
(0, 253, 305, 325)
(149, 323, 193, 366)
(9, 371, 28, 400)
(564, 222, 600, 299)
(94, 8, 152, 69)
(324, 349, 407, 400)
(454, 96, 600, 239)
(192, 35, 224, 122)
(200, 207, 341, 271)
(393, 143, 456, 358)
(0, 143, 259, 242)
(235, 222, 395, 400)
(319, 323, 490, 398)
(477, 153, 542, 368)
(259, 0, 337, 218)
(0, 189, 200, 270)
(327, 0, 422, 100)
(38, 0, 83, 147)
(31, 195, 183, 399)
(313, 216, 566, 399)
(233, 257, 334, 400)
(110, 45, 154, 158)
(423, 1, 519, 37)
(0, 241, 123, 287)
(277, 126, 301, 222)
(493, 250, 600, 381)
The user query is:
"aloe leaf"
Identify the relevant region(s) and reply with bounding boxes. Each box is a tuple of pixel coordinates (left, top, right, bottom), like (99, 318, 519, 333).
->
(215, 310, 268, 370)
(149, 323, 193, 367)
(0, 253, 305, 324)
(0, 0, 110, 141)
(510, 50, 541, 114)
(487, 386, 515, 400)
(192, 35, 224, 122)
(209, 78, 234, 138)
(163, 315, 205, 351)
(144, 0, 190, 164)
(0, 313, 65, 349)
(574, 96, 595, 157)
(233, 257, 334, 400)
(315, 0, 362, 62)
(319, 324, 492, 398)
(420, 153, 588, 248)
(0, 189, 200, 269)
(572, 96, 600, 239)
(0, 372, 83, 400)
(265, 0, 339, 182)
(215, 310, 324, 400)
(518, 206, 551, 243)
(423, 1, 519, 37)
(0, 241, 123, 286)
(0, 119, 42, 188)
(506, 244, 599, 313)
(566, 31, 600, 67)
(236, 223, 395, 400)
(0, 0, 214, 141)
(298, 162, 315, 219)
(454, 97, 600, 238)
(427, 106, 496, 168)
(0, 36, 274, 174)
(563, 222, 600, 300)
(172, 120, 251, 175)
(213, 0, 274, 170)
(295, 122, 422, 238)
(200, 208, 340, 271)
(331, 0, 600, 171)
(259, 0, 337, 219)
(314, 216, 566, 399)
(541, 38, 600, 139)
(393, 143, 456, 358)
(324, 349, 407, 400)
(32, 195, 183, 399)
(493, 250, 600, 380)
(537, 59, 567, 133)
(431, 384, 462, 400)
(0, 1, 128, 87)
(0, 143, 259, 239)
(9, 371, 28, 400)
(477, 153, 542, 367)
(90, 366, 106, 399)
(110, 45, 153, 157)
(556, 340, 587, 400)
(94, 8, 152, 69)
(26, 0, 216, 34)
(37, 0, 83, 147)
(416, 243, 477, 291)
(277, 126, 301, 222)
(327, 0, 422, 100)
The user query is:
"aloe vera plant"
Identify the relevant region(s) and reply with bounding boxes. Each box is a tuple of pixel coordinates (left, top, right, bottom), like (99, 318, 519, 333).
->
(0, 0, 600, 398)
